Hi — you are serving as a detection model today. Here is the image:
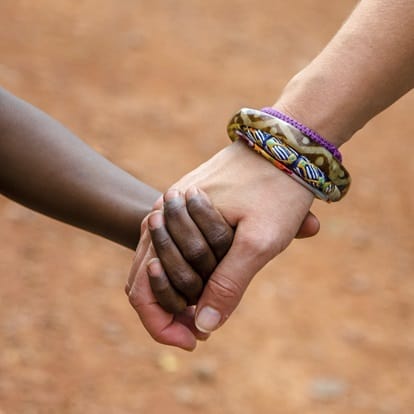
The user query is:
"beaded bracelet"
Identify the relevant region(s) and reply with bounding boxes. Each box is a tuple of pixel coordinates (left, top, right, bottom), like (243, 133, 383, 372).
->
(227, 108, 351, 201)
(261, 107, 342, 162)
(234, 130, 330, 201)
(233, 125, 340, 201)
(238, 126, 338, 200)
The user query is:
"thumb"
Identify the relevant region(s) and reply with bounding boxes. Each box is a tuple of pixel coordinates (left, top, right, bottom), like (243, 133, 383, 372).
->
(296, 211, 320, 239)
(194, 221, 275, 333)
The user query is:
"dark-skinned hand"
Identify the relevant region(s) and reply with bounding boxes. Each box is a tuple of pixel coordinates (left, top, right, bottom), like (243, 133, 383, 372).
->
(148, 187, 234, 314)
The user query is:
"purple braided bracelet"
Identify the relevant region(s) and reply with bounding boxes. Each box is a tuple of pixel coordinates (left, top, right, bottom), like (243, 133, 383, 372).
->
(261, 107, 342, 162)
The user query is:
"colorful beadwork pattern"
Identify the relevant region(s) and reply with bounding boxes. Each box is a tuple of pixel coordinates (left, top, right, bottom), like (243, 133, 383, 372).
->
(227, 108, 351, 200)
(236, 126, 340, 201)
(234, 131, 330, 201)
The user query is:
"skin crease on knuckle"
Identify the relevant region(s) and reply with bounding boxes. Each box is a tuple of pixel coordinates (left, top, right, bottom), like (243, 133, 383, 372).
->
(184, 240, 212, 268)
(150, 229, 203, 289)
(208, 228, 234, 256)
(237, 229, 280, 261)
(147, 264, 187, 313)
(151, 232, 173, 255)
(185, 196, 234, 256)
(167, 267, 203, 304)
(162, 199, 216, 263)
(205, 271, 244, 307)
(148, 223, 206, 304)
(192, 213, 233, 250)
(186, 195, 226, 233)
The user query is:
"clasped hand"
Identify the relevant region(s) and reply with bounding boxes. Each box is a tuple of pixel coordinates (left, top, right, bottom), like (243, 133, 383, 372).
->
(127, 141, 320, 351)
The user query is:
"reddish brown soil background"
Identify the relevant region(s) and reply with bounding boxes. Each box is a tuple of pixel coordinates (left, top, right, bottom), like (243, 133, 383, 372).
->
(1, 1, 413, 413)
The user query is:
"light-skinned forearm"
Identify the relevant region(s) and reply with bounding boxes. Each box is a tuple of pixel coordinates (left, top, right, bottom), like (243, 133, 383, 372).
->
(274, 0, 414, 147)
(0, 88, 160, 249)
(127, 0, 414, 348)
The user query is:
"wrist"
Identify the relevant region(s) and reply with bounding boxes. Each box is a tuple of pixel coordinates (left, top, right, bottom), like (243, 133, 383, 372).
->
(272, 69, 360, 148)
(227, 140, 315, 204)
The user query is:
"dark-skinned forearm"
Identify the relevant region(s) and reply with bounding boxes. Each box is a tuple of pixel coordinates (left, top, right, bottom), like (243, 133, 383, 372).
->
(0, 88, 160, 249)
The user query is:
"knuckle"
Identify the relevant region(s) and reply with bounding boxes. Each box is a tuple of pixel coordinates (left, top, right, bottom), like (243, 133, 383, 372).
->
(185, 240, 210, 264)
(170, 269, 202, 298)
(150, 330, 168, 345)
(148, 275, 169, 293)
(206, 272, 243, 303)
(238, 232, 278, 258)
(164, 198, 185, 219)
(186, 195, 206, 213)
(209, 227, 233, 251)
(152, 232, 172, 253)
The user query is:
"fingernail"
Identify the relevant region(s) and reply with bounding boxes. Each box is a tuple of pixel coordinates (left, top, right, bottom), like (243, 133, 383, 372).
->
(147, 258, 161, 276)
(164, 188, 180, 202)
(148, 211, 164, 230)
(196, 306, 221, 333)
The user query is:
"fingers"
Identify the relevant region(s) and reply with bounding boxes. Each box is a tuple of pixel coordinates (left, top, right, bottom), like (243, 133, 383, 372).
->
(127, 231, 199, 351)
(148, 187, 234, 315)
(174, 307, 210, 342)
(147, 258, 187, 314)
(163, 189, 217, 280)
(193, 221, 275, 334)
(193, 206, 314, 334)
(148, 210, 203, 305)
(185, 187, 234, 261)
(295, 211, 320, 239)
(152, 195, 163, 211)
(125, 214, 150, 295)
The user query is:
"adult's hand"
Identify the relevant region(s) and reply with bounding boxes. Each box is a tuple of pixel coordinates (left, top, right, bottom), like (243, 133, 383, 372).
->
(164, 140, 317, 333)
(128, 140, 319, 350)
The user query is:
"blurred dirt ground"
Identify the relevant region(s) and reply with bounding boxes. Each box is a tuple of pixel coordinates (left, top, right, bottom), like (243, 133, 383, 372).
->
(0, 1, 413, 413)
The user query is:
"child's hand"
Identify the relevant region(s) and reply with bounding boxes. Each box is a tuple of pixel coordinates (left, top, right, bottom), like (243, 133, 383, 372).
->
(147, 187, 234, 314)
(125, 186, 234, 350)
